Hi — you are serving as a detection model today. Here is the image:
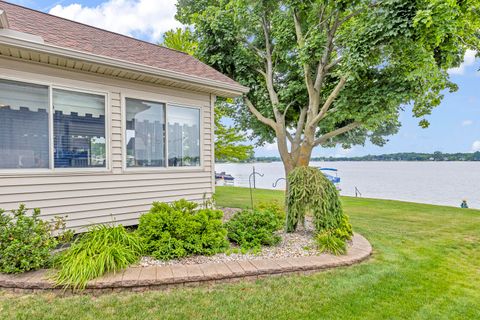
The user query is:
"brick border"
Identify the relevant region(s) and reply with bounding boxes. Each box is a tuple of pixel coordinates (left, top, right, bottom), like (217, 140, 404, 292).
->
(0, 233, 371, 294)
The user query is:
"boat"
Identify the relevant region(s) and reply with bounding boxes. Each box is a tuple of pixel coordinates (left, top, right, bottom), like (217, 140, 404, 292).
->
(317, 167, 341, 190)
(215, 171, 235, 182)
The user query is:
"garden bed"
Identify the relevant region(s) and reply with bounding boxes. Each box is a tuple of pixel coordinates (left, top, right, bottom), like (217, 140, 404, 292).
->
(140, 209, 322, 267)
(0, 233, 371, 294)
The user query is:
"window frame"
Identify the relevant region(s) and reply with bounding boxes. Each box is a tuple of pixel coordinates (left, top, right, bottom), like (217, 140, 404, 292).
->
(167, 104, 202, 169)
(0, 75, 110, 174)
(122, 94, 203, 173)
(124, 97, 167, 169)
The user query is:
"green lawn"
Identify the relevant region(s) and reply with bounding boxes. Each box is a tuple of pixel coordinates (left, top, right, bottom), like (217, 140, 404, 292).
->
(1, 186, 479, 319)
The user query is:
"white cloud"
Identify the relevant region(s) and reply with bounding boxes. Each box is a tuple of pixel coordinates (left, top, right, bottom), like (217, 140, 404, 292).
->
(448, 50, 477, 75)
(49, 0, 183, 43)
(462, 120, 473, 126)
(472, 141, 480, 152)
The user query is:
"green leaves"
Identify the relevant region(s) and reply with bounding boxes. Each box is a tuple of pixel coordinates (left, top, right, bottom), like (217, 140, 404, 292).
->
(176, 0, 480, 154)
(53, 225, 144, 290)
(0, 204, 69, 274)
(137, 200, 229, 260)
(225, 204, 283, 251)
(286, 167, 353, 254)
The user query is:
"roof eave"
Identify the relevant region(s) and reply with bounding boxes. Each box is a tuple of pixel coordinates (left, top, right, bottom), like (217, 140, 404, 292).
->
(0, 34, 249, 97)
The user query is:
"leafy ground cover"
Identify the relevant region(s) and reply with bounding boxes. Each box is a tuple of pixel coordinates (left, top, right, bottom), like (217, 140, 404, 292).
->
(1, 186, 479, 319)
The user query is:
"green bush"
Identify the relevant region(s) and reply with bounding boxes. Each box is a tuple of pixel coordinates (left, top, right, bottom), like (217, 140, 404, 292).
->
(257, 201, 285, 221)
(315, 231, 347, 255)
(0, 204, 69, 274)
(286, 167, 353, 254)
(137, 199, 229, 260)
(53, 225, 144, 290)
(226, 206, 283, 251)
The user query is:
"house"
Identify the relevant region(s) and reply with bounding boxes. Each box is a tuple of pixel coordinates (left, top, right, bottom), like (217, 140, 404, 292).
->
(0, 1, 248, 230)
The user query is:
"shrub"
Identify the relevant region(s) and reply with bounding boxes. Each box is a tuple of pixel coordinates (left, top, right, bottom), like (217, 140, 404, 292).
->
(286, 167, 353, 254)
(53, 225, 144, 290)
(257, 201, 285, 221)
(137, 199, 229, 260)
(226, 206, 283, 251)
(315, 231, 347, 255)
(0, 204, 69, 274)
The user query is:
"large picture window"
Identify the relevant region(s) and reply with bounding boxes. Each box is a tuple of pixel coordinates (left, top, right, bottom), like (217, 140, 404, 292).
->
(168, 106, 200, 167)
(0, 79, 49, 169)
(126, 98, 166, 167)
(0, 78, 108, 171)
(53, 89, 106, 168)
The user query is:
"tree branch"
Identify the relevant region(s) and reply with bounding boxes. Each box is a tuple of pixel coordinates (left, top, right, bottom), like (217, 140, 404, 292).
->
(242, 39, 266, 59)
(309, 76, 347, 127)
(313, 11, 340, 93)
(325, 56, 343, 71)
(244, 97, 278, 130)
(294, 107, 307, 143)
(314, 121, 361, 146)
(293, 10, 314, 97)
(261, 14, 281, 119)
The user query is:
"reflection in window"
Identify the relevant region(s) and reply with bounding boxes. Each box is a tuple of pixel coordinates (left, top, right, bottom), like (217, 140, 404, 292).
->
(126, 98, 166, 167)
(53, 89, 106, 168)
(0, 79, 49, 169)
(168, 106, 200, 167)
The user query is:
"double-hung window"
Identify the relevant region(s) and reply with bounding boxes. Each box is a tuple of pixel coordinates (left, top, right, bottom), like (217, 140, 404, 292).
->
(125, 98, 201, 168)
(0, 78, 107, 170)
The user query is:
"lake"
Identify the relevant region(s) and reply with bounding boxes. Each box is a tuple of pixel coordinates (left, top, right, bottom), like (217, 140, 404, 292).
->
(215, 161, 480, 209)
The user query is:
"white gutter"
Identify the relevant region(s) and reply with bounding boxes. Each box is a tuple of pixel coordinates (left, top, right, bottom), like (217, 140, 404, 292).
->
(0, 10, 9, 29)
(0, 34, 249, 97)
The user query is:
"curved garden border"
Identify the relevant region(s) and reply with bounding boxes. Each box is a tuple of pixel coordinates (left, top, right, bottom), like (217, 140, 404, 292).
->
(0, 233, 372, 294)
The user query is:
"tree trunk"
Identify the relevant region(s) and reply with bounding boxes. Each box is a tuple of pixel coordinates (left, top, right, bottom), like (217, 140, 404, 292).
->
(281, 141, 314, 191)
(296, 143, 313, 167)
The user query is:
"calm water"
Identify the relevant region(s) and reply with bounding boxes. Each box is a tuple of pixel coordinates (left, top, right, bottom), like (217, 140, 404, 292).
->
(215, 161, 480, 209)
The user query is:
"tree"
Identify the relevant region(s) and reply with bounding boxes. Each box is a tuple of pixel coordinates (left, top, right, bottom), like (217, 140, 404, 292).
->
(162, 28, 254, 162)
(163, 28, 197, 55)
(176, 0, 480, 175)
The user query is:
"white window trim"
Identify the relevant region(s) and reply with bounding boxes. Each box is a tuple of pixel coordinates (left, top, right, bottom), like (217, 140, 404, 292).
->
(122, 94, 204, 173)
(0, 75, 111, 174)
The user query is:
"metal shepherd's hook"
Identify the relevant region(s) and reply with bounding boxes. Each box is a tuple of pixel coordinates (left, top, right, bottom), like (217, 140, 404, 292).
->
(249, 170, 264, 210)
(272, 177, 286, 188)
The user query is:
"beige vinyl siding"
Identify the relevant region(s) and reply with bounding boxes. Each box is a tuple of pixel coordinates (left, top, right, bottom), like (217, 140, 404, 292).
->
(0, 58, 215, 231)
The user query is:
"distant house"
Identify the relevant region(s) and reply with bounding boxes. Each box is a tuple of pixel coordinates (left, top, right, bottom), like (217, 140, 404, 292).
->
(0, 1, 248, 230)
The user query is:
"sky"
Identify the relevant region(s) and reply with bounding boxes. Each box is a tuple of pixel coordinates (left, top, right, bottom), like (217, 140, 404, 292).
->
(6, 0, 480, 157)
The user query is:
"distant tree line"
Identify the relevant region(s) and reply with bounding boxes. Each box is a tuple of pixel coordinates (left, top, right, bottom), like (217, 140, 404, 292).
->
(218, 151, 480, 163)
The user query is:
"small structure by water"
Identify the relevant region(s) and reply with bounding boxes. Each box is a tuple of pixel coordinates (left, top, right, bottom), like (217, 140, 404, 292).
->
(317, 167, 341, 191)
(215, 172, 235, 185)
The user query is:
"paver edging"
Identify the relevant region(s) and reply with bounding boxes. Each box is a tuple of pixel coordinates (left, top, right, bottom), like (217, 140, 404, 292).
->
(0, 233, 372, 294)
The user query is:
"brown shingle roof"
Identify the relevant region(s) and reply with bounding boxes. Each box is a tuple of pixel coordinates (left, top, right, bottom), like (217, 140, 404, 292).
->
(0, 1, 241, 87)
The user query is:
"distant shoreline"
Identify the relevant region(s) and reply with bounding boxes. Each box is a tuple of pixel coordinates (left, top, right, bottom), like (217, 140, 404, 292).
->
(216, 152, 480, 163)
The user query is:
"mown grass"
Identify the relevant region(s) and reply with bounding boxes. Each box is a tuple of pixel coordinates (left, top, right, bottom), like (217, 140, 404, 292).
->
(1, 186, 479, 319)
